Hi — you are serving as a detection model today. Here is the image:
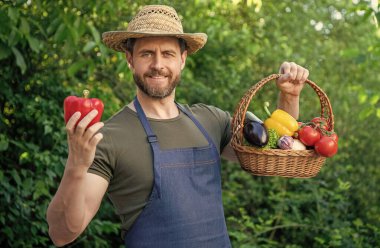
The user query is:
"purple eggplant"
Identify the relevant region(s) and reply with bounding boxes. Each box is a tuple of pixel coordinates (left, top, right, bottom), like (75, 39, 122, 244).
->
(243, 119, 269, 147)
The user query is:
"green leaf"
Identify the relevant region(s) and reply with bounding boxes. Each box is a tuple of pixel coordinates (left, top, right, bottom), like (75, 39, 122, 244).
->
(19, 151, 29, 164)
(376, 108, 380, 118)
(33, 180, 49, 200)
(358, 92, 367, 104)
(8, 28, 21, 47)
(27, 36, 41, 53)
(370, 94, 379, 105)
(68, 26, 79, 45)
(116, 60, 128, 73)
(8, 7, 19, 23)
(11, 169, 22, 185)
(54, 23, 67, 42)
(0, 134, 9, 152)
(20, 17, 30, 35)
(67, 60, 89, 78)
(353, 218, 364, 227)
(47, 17, 61, 35)
(339, 48, 360, 58)
(11, 47, 26, 74)
(88, 23, 100, 43)
(83, 41, 96, 53)
(0, 42, 12, 60)
(358, 106, 374, 120)
(44, 124, 52, 135)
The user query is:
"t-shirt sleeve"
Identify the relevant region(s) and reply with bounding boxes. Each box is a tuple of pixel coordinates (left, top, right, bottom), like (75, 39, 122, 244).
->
(189, 103, 232, 153)
(88, 129, 115, 182)
(210, 106, 232, 152)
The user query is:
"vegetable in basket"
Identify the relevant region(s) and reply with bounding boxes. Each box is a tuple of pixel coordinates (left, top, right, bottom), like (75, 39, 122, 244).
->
(277, 135, 294, 150)
(245, 111, 263, 124)
(263, 102, 299, 137)
(243, 112, 268, 147)
(261, 128, 279, 149)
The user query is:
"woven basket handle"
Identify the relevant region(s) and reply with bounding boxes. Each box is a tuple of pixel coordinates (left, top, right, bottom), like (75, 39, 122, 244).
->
(231, 74, 334, 145)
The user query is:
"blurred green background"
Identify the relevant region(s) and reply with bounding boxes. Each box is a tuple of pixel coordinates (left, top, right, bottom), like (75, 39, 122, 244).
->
(1, 0, 379, 247)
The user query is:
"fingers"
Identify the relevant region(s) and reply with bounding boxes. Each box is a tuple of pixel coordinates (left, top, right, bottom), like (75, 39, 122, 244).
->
(66, 109, 103, 141)
(75, 110, 99, 135)
(300, 68, 309, 83)
(89, 132, 104, 147)
(83, 121, 104, 142)
(278, 61, 309, 83)
(66, 112, 81, 135)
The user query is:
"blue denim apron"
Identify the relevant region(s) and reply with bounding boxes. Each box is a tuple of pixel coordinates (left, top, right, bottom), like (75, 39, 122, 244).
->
(124, 98, 231, 248)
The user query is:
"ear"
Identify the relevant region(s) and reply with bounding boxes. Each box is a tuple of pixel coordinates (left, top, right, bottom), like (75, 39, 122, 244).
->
(125, 51, 134, 70)
(180, 50, 188, 70)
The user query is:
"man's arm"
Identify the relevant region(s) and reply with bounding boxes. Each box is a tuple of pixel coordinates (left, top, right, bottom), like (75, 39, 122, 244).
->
(47, 172, 108, 246)
(276, 61, 309, 119)
(47, 110, 108, 247)
(221, 139, 239, 162)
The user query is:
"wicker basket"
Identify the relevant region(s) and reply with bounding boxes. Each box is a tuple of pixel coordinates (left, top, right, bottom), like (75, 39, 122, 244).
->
(231, 74, 334, 178)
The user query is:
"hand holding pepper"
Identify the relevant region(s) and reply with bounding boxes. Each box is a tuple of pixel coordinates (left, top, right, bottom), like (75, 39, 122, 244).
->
(65, 109, 104, 171)
(64, 90, 104, 170)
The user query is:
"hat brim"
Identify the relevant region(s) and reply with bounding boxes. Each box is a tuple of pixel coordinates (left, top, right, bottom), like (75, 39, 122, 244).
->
(102, 31, 207, 55)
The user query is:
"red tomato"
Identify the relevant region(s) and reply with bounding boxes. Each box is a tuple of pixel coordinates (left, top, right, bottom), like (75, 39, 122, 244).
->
(314, 137, 338, 157)
(311, 117, 328, 131)
(298, 126, 321, 146)
(329, 133, 339, 143)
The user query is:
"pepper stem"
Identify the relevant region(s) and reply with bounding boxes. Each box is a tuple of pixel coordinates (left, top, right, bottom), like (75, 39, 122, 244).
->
(83, 89, 90, 98)
(264, 101, 272, 117)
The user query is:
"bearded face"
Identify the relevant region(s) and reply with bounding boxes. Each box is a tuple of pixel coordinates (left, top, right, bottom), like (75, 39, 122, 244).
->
(133, 68, 181, 99)
(126, 37, 187, 100)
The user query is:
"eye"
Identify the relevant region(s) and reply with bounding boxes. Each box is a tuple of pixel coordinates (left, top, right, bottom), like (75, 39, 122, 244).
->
(163, 51, 175, 57)
(141, 52, 152, 58)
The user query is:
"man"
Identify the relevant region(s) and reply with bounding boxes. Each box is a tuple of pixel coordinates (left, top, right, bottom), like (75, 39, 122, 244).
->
(47, 5, 309, 247)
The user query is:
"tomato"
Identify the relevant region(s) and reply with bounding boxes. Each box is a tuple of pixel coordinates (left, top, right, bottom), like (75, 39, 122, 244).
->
(315, 137, 338, 157)
(311, 117, 328, 131)
(298, 126, 321, 146)
(329, 133, 339, 143)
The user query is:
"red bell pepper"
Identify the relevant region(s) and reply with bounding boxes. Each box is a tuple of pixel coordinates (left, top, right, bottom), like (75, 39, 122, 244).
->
(64, 89, 104, 128)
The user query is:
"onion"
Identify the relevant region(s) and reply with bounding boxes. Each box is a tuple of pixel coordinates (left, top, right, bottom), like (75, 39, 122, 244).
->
(277, 135, 294, 150)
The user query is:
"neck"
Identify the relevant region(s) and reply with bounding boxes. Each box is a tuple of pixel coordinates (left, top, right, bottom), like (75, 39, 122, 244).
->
(128, 91, 179, 119)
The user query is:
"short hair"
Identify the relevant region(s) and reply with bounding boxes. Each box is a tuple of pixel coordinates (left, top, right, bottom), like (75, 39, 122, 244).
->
(123, 38, 187, 54)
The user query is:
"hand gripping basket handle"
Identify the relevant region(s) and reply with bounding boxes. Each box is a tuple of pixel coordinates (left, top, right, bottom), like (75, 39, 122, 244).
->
(231, 74, 334, 146)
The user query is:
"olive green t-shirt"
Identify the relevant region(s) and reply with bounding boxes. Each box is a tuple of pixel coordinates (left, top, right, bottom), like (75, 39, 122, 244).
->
(88, 103, 231, 234)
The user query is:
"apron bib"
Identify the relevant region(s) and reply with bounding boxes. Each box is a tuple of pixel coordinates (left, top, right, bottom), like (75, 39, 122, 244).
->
(124, 98, 231, 248)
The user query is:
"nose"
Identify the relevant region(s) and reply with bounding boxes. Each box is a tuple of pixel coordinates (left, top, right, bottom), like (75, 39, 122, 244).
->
(150, 54, 164, 71)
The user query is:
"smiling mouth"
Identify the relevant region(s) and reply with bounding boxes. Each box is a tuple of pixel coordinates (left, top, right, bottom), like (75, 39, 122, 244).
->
(148, 75, 167, 79)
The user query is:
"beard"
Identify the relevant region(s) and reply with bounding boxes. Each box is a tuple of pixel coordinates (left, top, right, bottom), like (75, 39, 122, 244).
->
(133, 68, 181, 99)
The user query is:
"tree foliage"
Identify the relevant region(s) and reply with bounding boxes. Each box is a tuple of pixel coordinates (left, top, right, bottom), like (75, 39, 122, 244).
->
(1, 0, 379, 247)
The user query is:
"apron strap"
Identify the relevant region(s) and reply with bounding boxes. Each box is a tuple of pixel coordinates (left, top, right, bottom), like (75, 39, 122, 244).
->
(133, 97, 162, 198)
(133, 97, 158, 144)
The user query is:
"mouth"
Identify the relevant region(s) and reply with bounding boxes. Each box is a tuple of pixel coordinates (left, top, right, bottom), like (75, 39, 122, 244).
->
(147, 75, 167, 83)
(145, 71, 170, 83)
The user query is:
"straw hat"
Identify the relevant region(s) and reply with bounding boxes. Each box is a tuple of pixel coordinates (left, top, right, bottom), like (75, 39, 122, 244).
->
(102, 5, 208, 54)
